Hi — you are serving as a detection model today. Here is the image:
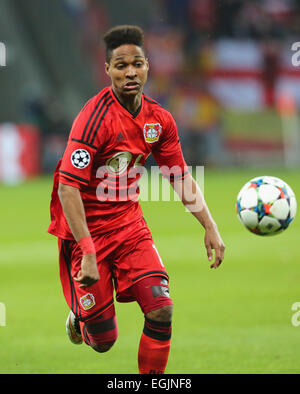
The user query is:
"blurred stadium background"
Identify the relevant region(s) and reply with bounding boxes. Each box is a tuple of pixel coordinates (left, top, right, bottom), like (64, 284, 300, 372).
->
(1, 0, 300, 374)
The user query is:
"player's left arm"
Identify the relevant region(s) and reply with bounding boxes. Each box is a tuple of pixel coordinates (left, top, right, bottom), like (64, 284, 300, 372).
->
(170, 172, 225, 269)
(153, 112, 225, 268)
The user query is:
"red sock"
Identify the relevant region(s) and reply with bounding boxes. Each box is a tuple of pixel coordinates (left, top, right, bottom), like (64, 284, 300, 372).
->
(138, 317, 171, 374)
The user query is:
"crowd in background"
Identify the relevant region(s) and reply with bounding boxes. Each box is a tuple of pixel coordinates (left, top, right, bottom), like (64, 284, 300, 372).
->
(1, 0, 299, 184)
(58, 0, 299, 167)
(27, 0, 300, 171)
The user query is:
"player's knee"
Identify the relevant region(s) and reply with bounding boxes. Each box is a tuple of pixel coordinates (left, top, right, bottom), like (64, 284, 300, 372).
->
(88, 324, 118, 353)
(91, 340, 116, 353)
(143, 305, 173, 343)
(84, 306, 118, 353)
(132, 276, 173, 321)
(145, 304, 173, 322)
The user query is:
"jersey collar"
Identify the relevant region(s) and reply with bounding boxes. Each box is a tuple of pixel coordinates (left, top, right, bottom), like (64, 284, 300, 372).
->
(110, 86, 143, 119)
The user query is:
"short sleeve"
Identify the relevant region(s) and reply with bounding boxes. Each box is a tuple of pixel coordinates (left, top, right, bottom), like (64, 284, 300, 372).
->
(59, 100, 103, 188)
(152, 113, 189, 181)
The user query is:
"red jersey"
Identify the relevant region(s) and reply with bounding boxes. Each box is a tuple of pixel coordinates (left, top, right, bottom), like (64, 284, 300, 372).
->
(48, 86, 188, 240)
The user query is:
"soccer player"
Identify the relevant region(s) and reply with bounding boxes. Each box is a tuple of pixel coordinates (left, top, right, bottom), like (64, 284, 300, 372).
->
(48, 25, 225, 374)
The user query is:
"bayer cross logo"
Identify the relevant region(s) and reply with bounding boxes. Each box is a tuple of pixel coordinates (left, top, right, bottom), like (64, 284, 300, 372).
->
(71, 149, 90, 169)
(143, 123, 162, 143)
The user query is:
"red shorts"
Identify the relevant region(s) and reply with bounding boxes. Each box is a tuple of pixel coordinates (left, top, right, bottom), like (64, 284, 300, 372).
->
(58, 218, 170, 322)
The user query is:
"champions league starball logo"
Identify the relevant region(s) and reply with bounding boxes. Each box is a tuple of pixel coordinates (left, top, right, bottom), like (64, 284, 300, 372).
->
(71, 149, 90, 169)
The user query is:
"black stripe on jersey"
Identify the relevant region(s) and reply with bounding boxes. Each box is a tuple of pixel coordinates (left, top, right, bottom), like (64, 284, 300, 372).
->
(143, 318, 172, 341)
(84, 316, 116, 334)
(71, 138, 97, 150)
(61, 240, 82, 321)
(79, 298, 114, 322)
(61, 239, 114, 323)
(61, 240, 75, 316)
(90, 99, 114, 145)
(144, 96, 165, 111)
(132, 271, 169, 283)
(112, 89, 141, 118)
(81, 97, 93, 112)
(167, 170, 189, 182)
(132, 102, 142, 119)
(82, 325, 90, 343)
(85, 94, 113, 144)
(80, 90, 110, 142)
(59, 170, 89, 184)
(144, 96, 161, 106)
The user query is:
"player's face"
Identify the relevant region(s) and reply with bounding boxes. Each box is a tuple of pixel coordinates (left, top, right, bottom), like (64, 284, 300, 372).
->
(105, 44, 149, 97)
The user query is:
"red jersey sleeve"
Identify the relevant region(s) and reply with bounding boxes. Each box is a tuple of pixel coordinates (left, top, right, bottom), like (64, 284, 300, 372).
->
(58, 96, 106, 189)
(152, 113, 189, 181)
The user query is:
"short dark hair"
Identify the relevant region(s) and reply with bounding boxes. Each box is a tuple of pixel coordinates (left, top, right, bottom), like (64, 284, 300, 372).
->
(103, 25, 145, 63)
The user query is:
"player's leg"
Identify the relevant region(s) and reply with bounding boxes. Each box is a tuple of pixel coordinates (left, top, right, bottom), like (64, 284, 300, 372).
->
(79, 303, 118, 353)
(65, 298, 118, 353)
(66, 305, 118, 353)
(58, 237, 118, 353)
(112, 218, 173, 372)
(130, 276, 173, 374)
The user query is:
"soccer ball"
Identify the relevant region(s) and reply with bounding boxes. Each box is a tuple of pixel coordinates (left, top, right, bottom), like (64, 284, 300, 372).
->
(236, 176, 297, 236)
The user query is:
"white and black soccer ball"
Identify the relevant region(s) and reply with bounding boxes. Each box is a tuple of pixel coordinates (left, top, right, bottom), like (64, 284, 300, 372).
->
(236, 176, 297, 236)
(71, 149, 90, 169)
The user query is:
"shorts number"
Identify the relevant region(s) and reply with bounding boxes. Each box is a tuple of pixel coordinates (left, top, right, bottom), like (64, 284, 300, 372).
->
(152, 244, 165, 268)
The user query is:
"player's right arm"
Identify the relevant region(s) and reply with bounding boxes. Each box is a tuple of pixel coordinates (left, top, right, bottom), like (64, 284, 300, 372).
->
(58, 183, 99, 288)
(56, 93, 109, 288)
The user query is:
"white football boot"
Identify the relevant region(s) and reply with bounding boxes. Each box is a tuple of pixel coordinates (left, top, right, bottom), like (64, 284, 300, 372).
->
(66, 310, 83, 345)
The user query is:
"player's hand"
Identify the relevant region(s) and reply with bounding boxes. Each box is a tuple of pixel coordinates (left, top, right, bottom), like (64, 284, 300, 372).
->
(74, 254, 99, 288)
(204, 225, 225, 269)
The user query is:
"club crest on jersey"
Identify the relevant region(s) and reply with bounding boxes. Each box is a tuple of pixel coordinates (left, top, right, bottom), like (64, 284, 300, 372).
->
(71, 149, 90, 169)
(143, 123, 162, 143)
(80, 293, 95, 311)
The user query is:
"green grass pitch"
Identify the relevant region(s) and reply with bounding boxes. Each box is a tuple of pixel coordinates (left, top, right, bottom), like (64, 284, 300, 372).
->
(0, 168, 299, 374)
